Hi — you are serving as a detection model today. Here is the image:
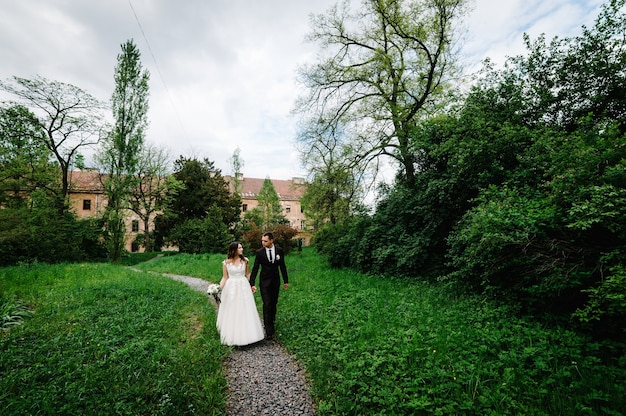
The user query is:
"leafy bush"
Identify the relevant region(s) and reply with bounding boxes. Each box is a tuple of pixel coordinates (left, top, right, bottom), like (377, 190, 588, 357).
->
(574, 264, 626, 336)
(446, 188, 560, 287)
(313, 215, 372, 269)
(314, 177, 474, 279)
(272, 224, 300, 253)
(241, 223, 299, 254)
(0, 207, 106, 266)
(170, 208, 231, 254)
(241, 223, 263, 253)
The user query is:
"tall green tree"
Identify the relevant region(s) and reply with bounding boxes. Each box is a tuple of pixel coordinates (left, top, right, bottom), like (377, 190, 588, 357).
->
(505, 0, 626, 134)
(0, 76, 107, 212)
(255, 177, 285, 229)
(0, 104, 106, 265)
(169, 157, 240, 225)
(295, 0, 468, 188)
(228, 147, 246, 239)
(313, 0, 626, 340)
(98, 39, 150, 262)
(0, 104, 58, 208)
(157, 156, 240, 253)
(442, 0, 626, 334)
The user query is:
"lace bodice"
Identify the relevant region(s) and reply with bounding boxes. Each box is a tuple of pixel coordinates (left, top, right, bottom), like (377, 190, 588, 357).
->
(224, 260, 247, 279)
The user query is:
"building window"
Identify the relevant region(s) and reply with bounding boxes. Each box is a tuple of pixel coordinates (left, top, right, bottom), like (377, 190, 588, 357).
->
(132, 220, 139, 232)
(242, 204, 248, 212)
(286, 205, 291, 213)
(131, 241, 139, 252)
(83, 199, 91, 210)
(301, 206, 304, 213)
(301, 220, 306, 230)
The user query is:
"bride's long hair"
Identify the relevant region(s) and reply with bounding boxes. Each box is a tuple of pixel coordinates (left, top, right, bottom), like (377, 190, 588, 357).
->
(227, 241, 246, 263)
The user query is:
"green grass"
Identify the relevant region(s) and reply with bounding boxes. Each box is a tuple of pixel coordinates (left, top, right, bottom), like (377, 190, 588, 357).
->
(1, 294, 33, 330)
(2, 249, 625, 415)
(0, 262, 227, 416)
(117, 251, 178, 267)
(131, 252, 224, 281)
(128, 249, 626, 415)
(277, 251, 626, 415)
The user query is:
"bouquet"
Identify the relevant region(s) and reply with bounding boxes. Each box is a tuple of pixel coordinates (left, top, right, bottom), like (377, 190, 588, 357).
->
(207, 283, 221, 303)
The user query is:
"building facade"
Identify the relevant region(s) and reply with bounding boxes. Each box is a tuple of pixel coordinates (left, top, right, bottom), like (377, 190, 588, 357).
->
(67, 169, 150, 253)
(68, 170, 312, 251)
(225, 175, 312, 245)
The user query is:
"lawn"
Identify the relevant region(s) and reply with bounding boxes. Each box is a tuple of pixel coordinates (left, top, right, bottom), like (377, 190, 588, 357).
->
(2, 249, 625, 415)
(1, 261, 227, 415)
(278, 252, 626, 415)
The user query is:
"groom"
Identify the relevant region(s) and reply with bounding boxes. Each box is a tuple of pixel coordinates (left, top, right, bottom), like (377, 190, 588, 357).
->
(250, 232, 289, 339)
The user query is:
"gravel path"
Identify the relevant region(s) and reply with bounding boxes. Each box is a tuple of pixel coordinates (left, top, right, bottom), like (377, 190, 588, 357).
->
(164, 273, 317, 416)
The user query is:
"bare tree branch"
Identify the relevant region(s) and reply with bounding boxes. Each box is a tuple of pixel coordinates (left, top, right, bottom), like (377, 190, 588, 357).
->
(0, 75, 107, 211)
(295, 0, 466, 189)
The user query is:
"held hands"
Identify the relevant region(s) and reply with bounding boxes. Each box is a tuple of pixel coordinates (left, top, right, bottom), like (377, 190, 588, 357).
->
(250, 284, 288, 293)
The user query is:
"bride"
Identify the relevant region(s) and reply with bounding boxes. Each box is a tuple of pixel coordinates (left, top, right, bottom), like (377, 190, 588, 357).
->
(216, 242, 265, 346)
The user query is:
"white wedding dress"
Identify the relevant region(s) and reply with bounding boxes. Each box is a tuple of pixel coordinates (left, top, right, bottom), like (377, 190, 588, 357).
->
(216, 260, 265, 346)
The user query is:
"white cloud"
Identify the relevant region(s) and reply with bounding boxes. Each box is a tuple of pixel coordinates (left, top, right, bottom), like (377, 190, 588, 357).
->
(463, 0, 603, 69)
(0, 0, 606, 180)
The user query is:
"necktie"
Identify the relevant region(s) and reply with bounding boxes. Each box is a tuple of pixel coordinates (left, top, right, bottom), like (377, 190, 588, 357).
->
(268, 249, 273, 263)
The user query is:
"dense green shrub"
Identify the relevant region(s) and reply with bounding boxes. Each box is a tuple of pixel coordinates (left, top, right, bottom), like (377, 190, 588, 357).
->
(241, 223, 299, 253)
(170, 208, 231, 254)
(445, 117, 626, 327)
(574, 263, 626, 337)
(313, 215, 372, 269)
(314, 181, 463, 279)
(445, 187, 588, 309)
(0, 207, 106, 266)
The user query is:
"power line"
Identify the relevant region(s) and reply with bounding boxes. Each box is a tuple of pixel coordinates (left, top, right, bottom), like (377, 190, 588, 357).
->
(127, 0, 189, 140)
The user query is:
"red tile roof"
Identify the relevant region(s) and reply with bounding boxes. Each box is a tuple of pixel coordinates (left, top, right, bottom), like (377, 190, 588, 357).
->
(239, 177, 307, 201)
(68, 171, 308, 202)
(68, 170, 104, 193)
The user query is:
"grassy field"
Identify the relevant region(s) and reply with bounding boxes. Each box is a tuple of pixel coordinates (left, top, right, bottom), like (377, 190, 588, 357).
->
(1, 261, 227, 415)
(2, 249, 625, 415)
(278, 251, 626, 415)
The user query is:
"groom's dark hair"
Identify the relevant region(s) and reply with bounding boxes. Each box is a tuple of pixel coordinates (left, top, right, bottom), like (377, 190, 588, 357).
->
(263, 232, 274, 240)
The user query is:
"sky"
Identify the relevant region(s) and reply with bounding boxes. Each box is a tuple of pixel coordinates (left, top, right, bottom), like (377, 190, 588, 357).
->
(0, 0, 606, 181)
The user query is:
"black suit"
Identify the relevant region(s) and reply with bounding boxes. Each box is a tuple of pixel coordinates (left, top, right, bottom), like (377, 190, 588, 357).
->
(250, 245, 289, 337)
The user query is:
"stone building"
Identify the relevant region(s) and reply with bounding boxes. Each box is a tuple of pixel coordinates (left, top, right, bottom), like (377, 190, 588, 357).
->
(225, 175, 312, 245)
(67, 169, 148, 253)
(67, 170, 312, 251)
